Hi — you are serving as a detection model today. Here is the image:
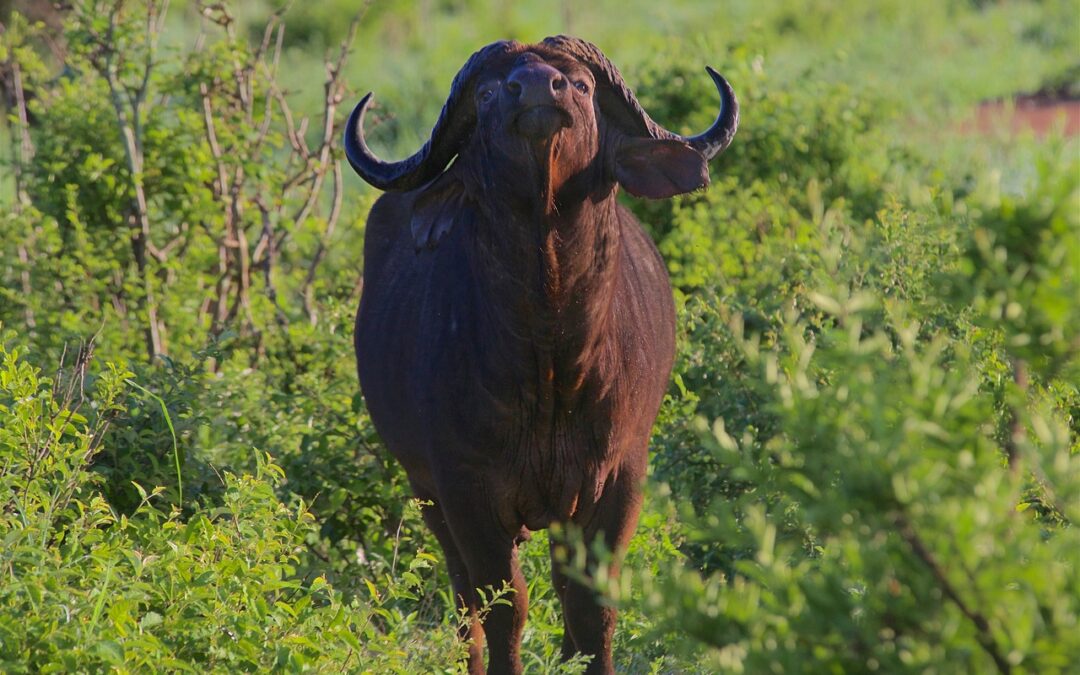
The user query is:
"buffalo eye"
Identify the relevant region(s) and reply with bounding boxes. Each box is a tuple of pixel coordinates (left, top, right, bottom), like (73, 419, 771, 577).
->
(573, 80, 589, 94)
(479, 87, 496, 104)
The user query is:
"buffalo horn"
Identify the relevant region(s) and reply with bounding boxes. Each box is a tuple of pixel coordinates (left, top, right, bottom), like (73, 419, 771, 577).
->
(542, 35, 738, 161)
(343, 41, 515, 191)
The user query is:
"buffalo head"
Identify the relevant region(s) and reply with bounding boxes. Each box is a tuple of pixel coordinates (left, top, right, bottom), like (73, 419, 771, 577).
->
(345, 36, 738, 233)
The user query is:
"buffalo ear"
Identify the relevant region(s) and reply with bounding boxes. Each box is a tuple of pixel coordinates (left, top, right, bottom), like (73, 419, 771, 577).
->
(614, 137, 709, 199)
(410, 171, 472, 250)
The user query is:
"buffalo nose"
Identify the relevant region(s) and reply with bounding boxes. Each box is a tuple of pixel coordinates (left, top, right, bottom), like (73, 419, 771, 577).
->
(506, 64, 568, 107)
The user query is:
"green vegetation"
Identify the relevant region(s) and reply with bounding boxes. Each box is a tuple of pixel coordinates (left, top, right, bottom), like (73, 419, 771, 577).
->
(1, 0, 1077, 672)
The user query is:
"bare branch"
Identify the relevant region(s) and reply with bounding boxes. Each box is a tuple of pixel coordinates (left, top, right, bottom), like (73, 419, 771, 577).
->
(255, 196, 289, 328)
(199, 82, 228, 198)
(16, 243, 36, 328)
(893, 513, 1012, 674)
(290, 11, 361, 237)
(302, 160, 344, 324)
(1004, 358, 1027, 474)
(92, 0, 169, 359)
(4, 36, 38, 328)
(9, 55, 34, 198)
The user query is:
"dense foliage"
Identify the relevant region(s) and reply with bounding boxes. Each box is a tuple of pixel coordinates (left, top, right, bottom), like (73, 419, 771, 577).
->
(1, 0, 1077, 672)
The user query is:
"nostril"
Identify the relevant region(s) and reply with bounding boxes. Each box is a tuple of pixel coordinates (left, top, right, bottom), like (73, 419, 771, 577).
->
(506, 80, 522, 97)
(551, 76, 567, 92)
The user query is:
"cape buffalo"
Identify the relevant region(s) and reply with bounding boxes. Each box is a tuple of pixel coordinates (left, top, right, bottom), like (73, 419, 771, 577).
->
(344, 36, 737, 675)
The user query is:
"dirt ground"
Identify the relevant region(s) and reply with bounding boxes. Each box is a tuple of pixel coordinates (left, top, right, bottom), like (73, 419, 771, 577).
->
(968, 96, 1080, 137)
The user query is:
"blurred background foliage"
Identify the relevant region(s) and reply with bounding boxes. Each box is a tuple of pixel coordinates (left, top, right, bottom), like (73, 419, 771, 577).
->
(0, 0, 1077, 672)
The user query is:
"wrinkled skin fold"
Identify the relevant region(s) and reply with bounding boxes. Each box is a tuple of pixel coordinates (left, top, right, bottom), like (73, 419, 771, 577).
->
(346, 36, 738, 675)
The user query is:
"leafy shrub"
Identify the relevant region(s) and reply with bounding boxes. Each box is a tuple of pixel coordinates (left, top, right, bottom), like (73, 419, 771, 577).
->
(624, 147, 1079, 673)
(0, 336, 465, 672)
(1, 1, 1078, 672)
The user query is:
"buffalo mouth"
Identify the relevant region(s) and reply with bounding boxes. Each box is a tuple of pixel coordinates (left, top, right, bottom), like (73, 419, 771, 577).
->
(513, 105, 573, 140)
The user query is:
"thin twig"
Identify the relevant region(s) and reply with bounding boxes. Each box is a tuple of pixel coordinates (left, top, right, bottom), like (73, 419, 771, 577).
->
(7, 40, 38, 328)
(302, 160, 344, 324)
(893, 513, 1011, 674)
(90, 0, 168, 359)
(1004, 358, 1027, 474)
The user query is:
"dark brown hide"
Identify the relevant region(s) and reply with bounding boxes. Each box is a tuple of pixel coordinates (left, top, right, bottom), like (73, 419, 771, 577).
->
(348, 37, 737, 675)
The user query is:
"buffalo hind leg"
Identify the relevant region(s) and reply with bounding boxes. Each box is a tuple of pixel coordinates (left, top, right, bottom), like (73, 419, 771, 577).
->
(420, 500, 485, 673)
(437, 478, 528, 675)
(553, 468, 645, 675)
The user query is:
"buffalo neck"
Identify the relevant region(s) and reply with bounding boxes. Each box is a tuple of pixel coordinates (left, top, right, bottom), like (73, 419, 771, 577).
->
(469, 174, 623, 401)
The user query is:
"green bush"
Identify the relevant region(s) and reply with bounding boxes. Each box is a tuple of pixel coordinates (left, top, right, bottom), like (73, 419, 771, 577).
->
(0, 337, 465, 672)
(621, 145, 1080, 673)
(1, 0, 1077, 672)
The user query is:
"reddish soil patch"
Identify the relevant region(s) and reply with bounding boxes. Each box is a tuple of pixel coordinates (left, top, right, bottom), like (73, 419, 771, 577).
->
(968, 96, 1080, 137)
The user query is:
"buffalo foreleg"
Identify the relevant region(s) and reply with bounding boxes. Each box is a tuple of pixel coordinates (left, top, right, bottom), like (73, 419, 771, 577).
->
(421, 500, 486, 672)
(435, 477, 528, 675)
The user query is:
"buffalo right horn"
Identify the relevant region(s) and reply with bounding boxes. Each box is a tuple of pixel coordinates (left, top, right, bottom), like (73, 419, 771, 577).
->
(344, 40, 517, 191)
